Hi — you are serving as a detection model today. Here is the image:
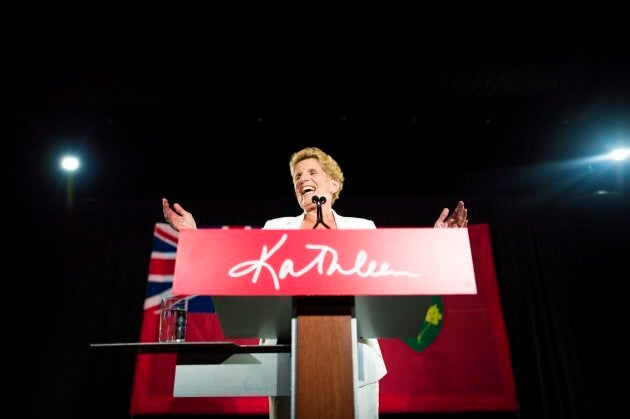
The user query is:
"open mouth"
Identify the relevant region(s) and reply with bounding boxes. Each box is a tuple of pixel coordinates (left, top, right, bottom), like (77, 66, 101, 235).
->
(301, 186, 315, 196)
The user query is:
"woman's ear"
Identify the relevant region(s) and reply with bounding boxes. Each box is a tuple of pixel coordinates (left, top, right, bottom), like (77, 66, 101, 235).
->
(330, 179, 340, 193)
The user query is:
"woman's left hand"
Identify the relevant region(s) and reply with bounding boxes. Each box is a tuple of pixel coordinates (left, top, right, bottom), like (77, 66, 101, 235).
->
(434, 200, 468, 228)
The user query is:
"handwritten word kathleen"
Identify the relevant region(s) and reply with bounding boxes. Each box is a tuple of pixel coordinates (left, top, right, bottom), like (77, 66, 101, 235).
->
(228, 233, 420, 290)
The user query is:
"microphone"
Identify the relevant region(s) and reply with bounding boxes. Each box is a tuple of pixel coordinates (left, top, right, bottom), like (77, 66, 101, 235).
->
(311, 195, 327, 205)
(311, 195, 330, 229)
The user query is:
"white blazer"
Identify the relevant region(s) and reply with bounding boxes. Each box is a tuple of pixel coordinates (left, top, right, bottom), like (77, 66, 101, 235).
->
(263, 210, 388, 387)
(263, 210, 376, 230)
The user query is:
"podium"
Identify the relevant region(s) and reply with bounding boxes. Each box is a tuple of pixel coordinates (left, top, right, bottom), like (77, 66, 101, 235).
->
(173, 228, 477, 419)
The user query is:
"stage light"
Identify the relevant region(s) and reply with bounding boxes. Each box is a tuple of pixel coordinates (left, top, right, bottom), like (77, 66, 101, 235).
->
(60, 154, 80, 209)
(608, 148, 630, 161)
(61, 155, 80, 172)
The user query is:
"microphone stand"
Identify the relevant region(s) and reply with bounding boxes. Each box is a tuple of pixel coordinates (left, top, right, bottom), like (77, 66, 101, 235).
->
(312, 196, 330, 229)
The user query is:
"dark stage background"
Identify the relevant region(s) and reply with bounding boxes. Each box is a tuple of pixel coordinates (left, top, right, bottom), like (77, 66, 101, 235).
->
(9, 37, 630, 418)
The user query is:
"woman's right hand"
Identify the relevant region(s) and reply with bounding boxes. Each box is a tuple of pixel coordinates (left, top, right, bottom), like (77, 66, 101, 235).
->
(162, 198, 197, 231)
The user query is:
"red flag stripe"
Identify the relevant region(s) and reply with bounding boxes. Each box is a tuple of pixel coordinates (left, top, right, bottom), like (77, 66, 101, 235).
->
(155, 224, 179, 245)
(148, 258, 176, 276)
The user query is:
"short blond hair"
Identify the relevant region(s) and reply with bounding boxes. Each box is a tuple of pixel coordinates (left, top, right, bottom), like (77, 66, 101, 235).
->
(289, 147, 344, 204)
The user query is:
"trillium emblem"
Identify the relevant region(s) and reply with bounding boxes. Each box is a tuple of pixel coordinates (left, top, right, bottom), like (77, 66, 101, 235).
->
(403, 296, 444, 352)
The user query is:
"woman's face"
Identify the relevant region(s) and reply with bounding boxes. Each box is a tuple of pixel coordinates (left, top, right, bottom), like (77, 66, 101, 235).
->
(293, 158, 338, 210)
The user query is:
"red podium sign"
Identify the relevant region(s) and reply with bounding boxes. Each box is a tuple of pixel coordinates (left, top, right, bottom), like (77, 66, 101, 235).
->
(173, 228, 476, 296)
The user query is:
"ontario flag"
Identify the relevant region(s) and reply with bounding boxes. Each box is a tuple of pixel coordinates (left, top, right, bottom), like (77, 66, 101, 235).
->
(130, 222, 518, 415)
